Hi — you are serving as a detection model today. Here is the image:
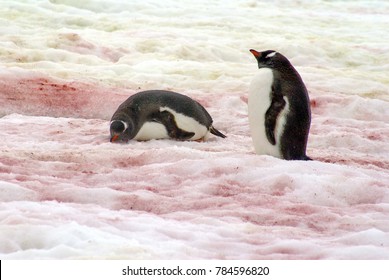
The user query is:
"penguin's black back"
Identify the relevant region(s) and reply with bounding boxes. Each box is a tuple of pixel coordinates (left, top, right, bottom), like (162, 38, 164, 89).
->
(113, 90, 213, 126)
(272, 63, 311, 160)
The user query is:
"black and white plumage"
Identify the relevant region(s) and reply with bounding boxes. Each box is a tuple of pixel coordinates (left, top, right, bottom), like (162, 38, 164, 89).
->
(248, 49, 311, 160)
(110, 90, 226, 142)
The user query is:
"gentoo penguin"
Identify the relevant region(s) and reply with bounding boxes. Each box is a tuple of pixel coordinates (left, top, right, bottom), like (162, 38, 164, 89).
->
(248, 49, 311, 160)
(110, 90, 226, 142)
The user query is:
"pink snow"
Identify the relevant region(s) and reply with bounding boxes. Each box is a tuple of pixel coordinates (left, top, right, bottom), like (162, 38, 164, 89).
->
(1, 74, 388, 259)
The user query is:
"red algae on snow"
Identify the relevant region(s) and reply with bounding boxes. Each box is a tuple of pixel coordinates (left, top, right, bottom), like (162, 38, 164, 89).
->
(0, 75, 132, 119)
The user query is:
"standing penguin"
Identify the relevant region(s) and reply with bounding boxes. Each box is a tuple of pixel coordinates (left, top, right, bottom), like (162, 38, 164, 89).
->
(110, 90, 226, 142)
(248, 49, 311, 160)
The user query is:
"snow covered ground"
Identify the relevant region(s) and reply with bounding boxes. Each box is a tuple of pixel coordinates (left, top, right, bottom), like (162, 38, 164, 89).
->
(0, 0, 388, 259)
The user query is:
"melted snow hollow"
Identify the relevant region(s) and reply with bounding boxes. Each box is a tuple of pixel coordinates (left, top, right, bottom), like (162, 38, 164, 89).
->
(0, 0, 389, 259)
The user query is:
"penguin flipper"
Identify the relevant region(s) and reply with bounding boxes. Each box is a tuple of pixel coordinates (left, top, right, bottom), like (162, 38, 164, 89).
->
(157, 110, 195, 140)
(210, 126, 226, 138)
(265, 95, 286, 145)
(170, 128, 195, 140)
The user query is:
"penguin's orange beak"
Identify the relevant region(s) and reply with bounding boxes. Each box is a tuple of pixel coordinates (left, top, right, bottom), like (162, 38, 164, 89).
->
(110, 135, 119, 142)
(250, 49, 261, 58)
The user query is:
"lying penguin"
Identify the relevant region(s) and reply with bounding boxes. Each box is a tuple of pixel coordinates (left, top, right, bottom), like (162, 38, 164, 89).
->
(110, 90, 226, 142)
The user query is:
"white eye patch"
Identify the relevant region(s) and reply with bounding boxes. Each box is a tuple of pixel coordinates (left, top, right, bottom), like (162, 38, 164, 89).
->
(122, 121, 129, 130)
(110, 120, 128, 131)
(266, 51, 277, 58)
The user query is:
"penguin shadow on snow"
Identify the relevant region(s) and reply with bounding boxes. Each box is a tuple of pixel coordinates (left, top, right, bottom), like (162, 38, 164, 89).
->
(108, 50, 312, 161)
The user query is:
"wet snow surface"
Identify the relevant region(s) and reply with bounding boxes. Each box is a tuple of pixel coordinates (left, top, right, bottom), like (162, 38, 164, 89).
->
(1, 0, 389, 259)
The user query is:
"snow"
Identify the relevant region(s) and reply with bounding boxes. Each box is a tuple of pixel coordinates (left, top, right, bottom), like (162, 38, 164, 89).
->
(0, 0, 389, 259)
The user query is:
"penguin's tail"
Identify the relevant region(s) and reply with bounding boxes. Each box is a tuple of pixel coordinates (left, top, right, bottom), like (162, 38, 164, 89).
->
(210, 126, 226, 138)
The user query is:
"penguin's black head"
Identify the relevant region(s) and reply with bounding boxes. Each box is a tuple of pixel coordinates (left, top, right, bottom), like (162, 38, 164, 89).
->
(110, 120, 132, 142)
(250, 49, 290, 69)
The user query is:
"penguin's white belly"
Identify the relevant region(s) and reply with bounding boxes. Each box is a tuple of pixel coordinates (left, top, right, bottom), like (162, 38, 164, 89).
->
(160, 107, 209, 140)
(134, 107, 209, 141)
(248, 68, 289, 158)
(134, 122, 169, 140)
